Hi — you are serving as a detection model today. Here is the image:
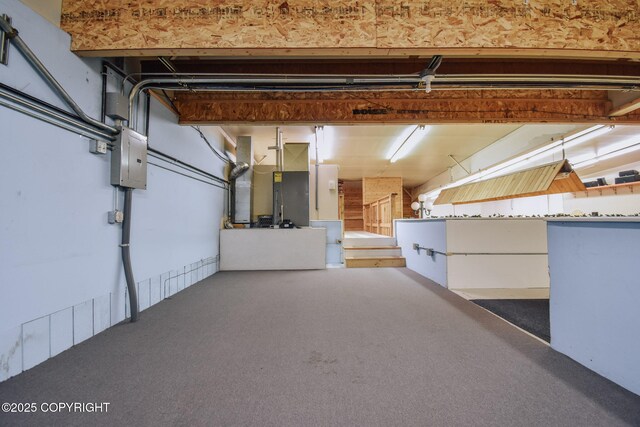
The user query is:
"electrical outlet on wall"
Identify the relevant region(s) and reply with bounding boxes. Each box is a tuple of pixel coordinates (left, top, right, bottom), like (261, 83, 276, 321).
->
(108, 210, 124, 224)
(89, 140, 108, 154)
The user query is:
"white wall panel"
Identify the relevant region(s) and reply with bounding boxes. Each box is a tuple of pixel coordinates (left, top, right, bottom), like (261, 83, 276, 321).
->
(93, 294, 111, 334)
(138, 280, 150, 312)
(220, 229, 326, 270)
(395, 220, 448, 287)
(447, 255, 549, 289)
(50, 308, 73, 357)
(73, 300, 93, 345)
(0, 326, 22, 382)
(446, 219, 547, 254)
(21, 317, 49, 371)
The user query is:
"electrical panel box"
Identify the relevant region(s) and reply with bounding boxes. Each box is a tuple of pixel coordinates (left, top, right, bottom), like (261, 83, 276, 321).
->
(111, 126, 147, 189)
(105, 92, 129, 121)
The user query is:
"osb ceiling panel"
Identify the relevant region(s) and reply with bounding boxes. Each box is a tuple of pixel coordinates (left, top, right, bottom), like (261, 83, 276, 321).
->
(376, 0, 639, 51)
(60, 1, 377, 51)
(60, 0, 640, 56)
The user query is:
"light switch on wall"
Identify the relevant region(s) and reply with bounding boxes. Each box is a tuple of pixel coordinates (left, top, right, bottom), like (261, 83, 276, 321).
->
(328, 180, 336, 191)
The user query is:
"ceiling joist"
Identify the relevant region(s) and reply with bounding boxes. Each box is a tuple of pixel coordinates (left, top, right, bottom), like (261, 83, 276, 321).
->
(172, 90, 640, 125)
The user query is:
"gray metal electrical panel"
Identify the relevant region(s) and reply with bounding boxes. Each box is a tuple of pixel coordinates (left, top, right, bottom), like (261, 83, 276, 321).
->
(232, 136, 253, 223)
(111, 126, 148, 189)
(273, 171, 309, 227)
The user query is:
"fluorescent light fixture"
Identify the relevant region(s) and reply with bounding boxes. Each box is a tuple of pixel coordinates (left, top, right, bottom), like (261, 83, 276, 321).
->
(574, 136, 640, 169)
(562, 125, 613, 149)
(315, 126, 324, 164)
(387, 126, 430, 163)
(597, 136, 640, 157)
(314, 126, 334, 164)
(385, 127, 415, 159)
(421, 125, 613, 200)
(574, 158, 599, 169)
(597, 143, 640, 162)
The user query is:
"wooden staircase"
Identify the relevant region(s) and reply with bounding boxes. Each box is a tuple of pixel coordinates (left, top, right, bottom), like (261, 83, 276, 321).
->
(343, 235, 406, 268)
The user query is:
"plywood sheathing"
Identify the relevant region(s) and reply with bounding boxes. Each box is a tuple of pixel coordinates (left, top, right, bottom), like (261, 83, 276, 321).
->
(340, 180, 364, 231)
(363, 177, 403, 220)
(61, 1, 376, 51)
(435, 160, 586, 205)
(171, 89, 638, 124)
(376, 0, 639, 51)
(61, 0, 640, 58)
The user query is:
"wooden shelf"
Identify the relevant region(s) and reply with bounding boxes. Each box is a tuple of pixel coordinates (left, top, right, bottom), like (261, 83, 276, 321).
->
(582, 180, 640, 195)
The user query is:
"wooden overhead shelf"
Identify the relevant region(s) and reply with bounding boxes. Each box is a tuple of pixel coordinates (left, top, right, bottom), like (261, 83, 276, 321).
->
(436, 160, 585, 206)
(582, 181, 640, 196)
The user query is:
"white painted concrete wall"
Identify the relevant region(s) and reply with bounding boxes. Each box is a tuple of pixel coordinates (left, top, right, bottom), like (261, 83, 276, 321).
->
(0, 1, 225, 381)
(395, 220, 448, 287)
(310, 164, 339, 220)
(548, 220, 640, 396)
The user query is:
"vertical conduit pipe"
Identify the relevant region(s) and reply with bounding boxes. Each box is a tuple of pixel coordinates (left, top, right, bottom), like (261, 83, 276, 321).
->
(121, 188, 138, 322)
(314, 126, 319, 212)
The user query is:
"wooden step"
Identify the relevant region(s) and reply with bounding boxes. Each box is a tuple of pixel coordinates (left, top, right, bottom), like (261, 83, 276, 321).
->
(344, 246, 402, 258)
(344, 246, 401, 250)
(344, 249, 402, 258)
(342, 237, 397, 247)
(345, 256, 406, 268)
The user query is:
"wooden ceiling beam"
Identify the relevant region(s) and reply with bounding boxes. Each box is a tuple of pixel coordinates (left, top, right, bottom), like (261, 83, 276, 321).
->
(171, 89, 640, 125)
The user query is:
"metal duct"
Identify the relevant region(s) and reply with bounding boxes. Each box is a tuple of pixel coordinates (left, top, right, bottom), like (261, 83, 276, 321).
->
(231, 136, 253, 224)
(229, 162, 249, 180)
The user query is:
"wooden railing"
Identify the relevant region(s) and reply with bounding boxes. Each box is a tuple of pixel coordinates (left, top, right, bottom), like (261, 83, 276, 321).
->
(363, 193, 398, 237)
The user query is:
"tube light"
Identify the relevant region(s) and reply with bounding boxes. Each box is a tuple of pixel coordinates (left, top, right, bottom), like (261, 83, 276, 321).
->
(573, 158, 599, 169)
(596, 142, 640, 162)
(387, 126, 430, 163)
(574, 137, 640, 169)
(315, 126, 324, 164)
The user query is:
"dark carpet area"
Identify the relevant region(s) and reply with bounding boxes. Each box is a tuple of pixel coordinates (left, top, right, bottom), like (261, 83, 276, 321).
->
(471, 299, 550, 343)
(1, 269, 639, 426)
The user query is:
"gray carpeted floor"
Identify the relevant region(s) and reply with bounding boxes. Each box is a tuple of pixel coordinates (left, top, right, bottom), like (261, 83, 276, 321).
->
(472, 299, 550, 343)
(1, 268, 639, 426)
